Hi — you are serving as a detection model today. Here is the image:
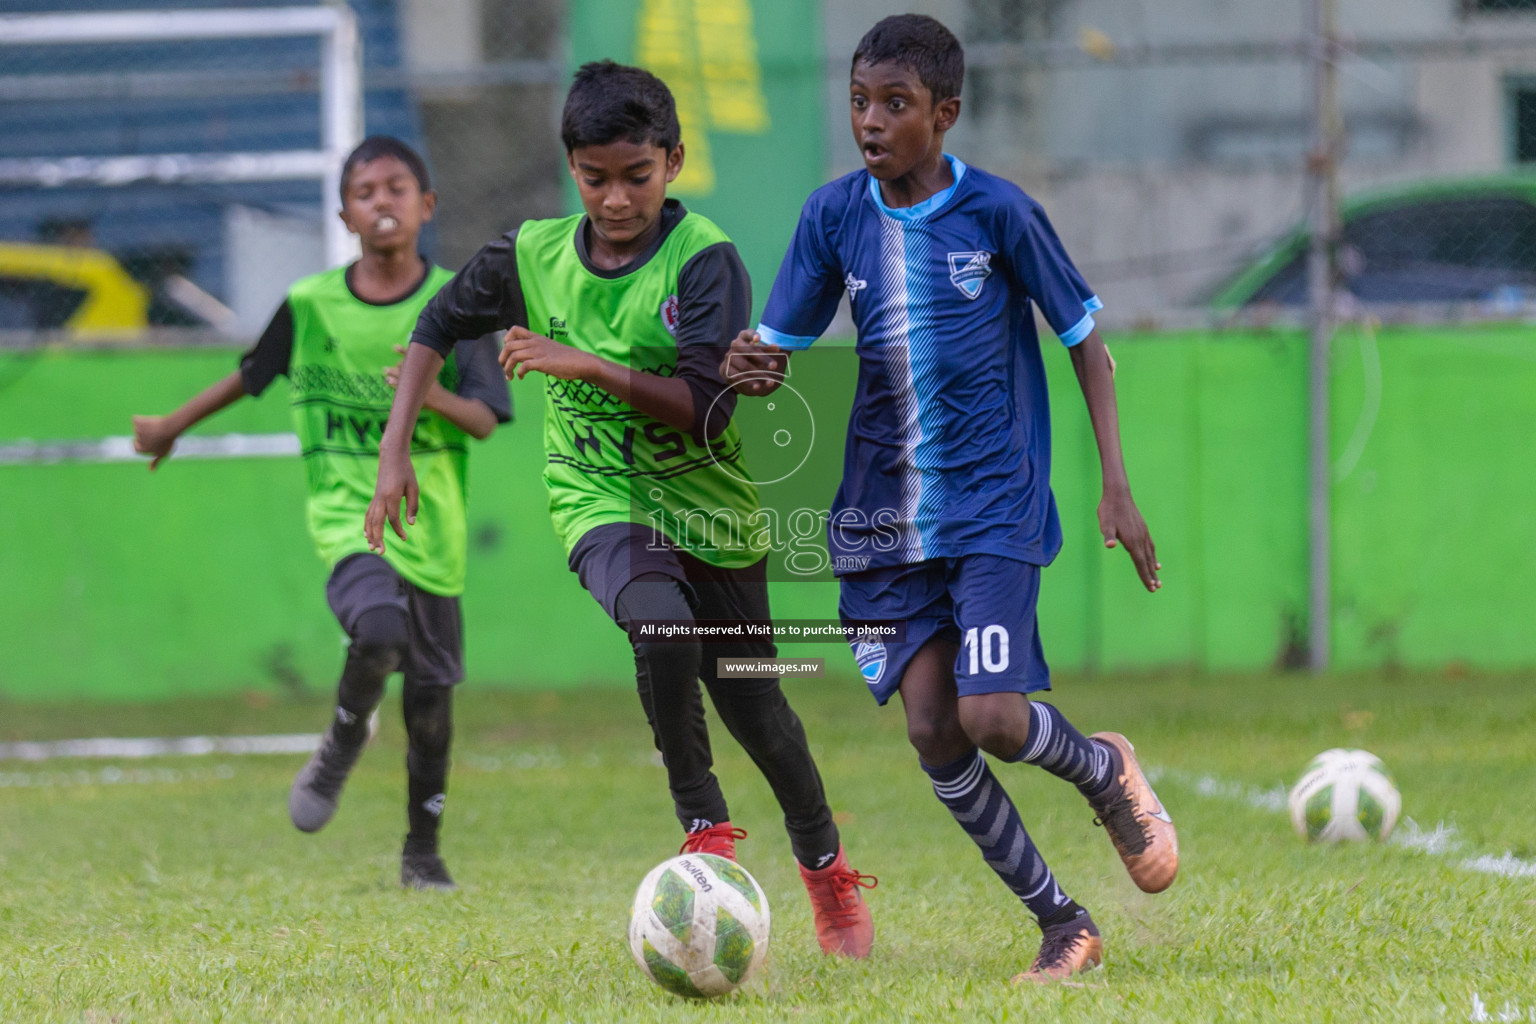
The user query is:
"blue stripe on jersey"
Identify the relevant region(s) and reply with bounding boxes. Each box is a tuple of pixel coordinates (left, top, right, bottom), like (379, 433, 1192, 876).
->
(898, 211, 951, 562)
(869, 155, 974, 561)
(877, 214, 925, 562)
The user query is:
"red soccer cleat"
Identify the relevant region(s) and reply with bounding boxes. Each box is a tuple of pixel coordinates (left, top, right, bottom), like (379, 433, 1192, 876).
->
(679, 821, 748, 861)
(798, 846, 877, 958)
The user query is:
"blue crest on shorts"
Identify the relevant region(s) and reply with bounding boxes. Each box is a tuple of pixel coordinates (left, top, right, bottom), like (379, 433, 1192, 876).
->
(853, 639, 887, 687)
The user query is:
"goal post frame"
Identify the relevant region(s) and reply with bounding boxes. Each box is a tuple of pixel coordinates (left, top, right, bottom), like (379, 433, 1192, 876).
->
(0, 6, 364, 266)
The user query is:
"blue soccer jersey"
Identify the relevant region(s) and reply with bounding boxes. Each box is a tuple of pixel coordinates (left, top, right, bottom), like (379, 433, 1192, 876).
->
(758, 154, 1102, 571)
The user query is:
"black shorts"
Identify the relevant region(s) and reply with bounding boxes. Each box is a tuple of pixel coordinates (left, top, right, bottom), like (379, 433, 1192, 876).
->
(325, 553, 465, 687)
(568, 522, 775, 658)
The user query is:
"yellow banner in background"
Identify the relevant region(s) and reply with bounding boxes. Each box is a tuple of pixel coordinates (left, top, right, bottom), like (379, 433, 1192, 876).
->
(573, 0, 823, 317)
(636, 0, 771, 195)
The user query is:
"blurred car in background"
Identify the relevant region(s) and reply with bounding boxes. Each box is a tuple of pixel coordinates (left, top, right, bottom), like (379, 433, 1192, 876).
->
(0, 241, 148, 334)
(0, 241, 233, 337)
(1210, 175, 1536, 308)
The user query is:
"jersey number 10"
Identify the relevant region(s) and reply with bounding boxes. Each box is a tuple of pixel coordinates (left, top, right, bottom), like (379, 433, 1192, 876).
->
(963, 625, 1010, 675)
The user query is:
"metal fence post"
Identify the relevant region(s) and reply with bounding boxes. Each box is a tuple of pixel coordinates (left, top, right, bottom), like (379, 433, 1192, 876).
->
(1306, 0, 1340, 672)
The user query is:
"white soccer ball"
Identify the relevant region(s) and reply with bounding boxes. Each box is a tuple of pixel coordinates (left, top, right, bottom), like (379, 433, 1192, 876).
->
(627, 853, 770, 999)
(1287, 748, 1401, 843)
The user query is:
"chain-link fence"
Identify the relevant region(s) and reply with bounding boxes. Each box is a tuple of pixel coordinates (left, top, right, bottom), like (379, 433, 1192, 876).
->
(857, 0, 1536, 327)
(8, 0, 1536, 338)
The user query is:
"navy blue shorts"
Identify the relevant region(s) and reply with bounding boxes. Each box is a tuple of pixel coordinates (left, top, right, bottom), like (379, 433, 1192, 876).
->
(838, 554, 1050, 706)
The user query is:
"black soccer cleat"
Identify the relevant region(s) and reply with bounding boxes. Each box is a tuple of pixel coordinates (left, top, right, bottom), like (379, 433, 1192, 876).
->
(400, 851, 458, 892)
(288, 723, 366, 833)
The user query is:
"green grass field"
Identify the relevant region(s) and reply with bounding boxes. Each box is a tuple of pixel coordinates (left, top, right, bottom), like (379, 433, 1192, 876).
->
(3, 671, 1534, 1023)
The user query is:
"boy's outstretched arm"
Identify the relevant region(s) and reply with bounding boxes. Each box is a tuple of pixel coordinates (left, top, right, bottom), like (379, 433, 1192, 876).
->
(366, 342, 443, 552)
(131, 372, 246, 470)
(385, 345, 498, 439)
(1069, 330, 1161, 592)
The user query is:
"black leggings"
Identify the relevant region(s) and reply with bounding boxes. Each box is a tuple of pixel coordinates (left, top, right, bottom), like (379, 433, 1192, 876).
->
(613, 571, 839, 867)
(333, 605, 454, 854)
(333, 606, 410, 740)
(402, 679, 452, 854)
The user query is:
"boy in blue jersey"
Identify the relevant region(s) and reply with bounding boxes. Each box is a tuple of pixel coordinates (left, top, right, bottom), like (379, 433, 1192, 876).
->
(723, 15, 1176, 982)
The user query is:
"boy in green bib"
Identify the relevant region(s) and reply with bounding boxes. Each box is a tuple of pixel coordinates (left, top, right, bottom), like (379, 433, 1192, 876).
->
(366, 62, 876, 957)
(132, 137, 511, 890)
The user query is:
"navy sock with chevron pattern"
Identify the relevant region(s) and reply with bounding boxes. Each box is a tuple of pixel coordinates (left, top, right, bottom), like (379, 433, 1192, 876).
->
(1012, 700, 1116, 800)
(921, 750, 1077, 923)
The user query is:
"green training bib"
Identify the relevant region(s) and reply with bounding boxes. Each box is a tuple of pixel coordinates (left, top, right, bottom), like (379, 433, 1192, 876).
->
(515, 213, 764, 568)
(285, 264, 472, 595)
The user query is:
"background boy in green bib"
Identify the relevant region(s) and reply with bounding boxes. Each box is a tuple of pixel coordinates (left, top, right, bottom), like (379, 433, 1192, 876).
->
(132, 137, 511, 891)
(366, 62, 875, 957)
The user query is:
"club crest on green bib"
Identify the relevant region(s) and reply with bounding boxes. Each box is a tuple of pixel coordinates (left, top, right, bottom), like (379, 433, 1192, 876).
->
(660, 294, 680, 337)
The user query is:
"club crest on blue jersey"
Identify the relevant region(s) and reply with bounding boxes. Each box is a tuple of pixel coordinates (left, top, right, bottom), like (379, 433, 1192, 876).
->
(947, 251, 993, 300)
(852, 638, 887, 687)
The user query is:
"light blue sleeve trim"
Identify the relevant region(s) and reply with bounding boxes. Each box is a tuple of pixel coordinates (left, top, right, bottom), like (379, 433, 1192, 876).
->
(1084, 294, 1104, 314)
(756, 323, 818, 351)
(1059, 310, 1097, 347)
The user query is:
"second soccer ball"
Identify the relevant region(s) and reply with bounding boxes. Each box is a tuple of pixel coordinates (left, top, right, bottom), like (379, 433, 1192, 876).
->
(1287, 748, 1401, 843)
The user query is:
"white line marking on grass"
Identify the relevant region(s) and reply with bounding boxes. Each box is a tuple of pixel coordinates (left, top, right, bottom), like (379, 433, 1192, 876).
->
(1151, 765, 1536, 884)
(459, 748, 567, 772)
(0, 734, 319, 762)
(1467, 992, 1536, 1022)
(1145, 766, 1288, 813)
(0, 432, 299, 466)
(1462, 853, 1536, 880)
(0, 764, 237, 788)
(1392, 818, 1462, 856)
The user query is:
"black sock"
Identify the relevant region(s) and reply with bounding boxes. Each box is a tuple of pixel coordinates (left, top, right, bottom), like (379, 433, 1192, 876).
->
(334, 606, 408, 746)
(403, 680, 453, 856)
(1038, 900, 1087, 929)
(405, 752, 448, 856)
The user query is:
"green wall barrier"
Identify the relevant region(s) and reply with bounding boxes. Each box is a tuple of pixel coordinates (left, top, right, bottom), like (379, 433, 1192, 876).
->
(0, 346, 627, 701)
(2, 323, 1533, 700)
(1036, 322, 1536, 673)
